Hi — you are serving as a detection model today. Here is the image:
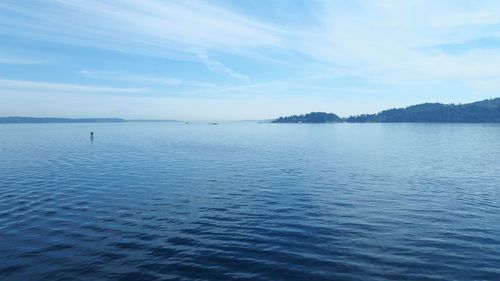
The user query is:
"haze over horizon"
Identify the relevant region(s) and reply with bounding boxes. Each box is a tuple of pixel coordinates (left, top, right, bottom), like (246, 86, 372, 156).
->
(2, 0, 500, 120)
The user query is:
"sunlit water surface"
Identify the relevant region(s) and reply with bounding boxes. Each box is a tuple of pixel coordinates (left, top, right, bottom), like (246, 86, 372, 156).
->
(1, 122, 500, 280)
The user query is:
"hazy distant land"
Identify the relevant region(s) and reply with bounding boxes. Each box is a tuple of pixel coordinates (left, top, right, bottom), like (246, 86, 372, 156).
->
(0, 117, 178, 124)
(3, 98, 500, 124)
(273, 98, 500, 123)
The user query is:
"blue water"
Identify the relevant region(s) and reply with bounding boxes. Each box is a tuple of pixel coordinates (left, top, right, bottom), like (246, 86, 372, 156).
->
(1, 122, 500, 280)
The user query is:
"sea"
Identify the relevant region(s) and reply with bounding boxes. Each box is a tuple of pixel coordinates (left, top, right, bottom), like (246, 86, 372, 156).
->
(1, 122, 500, 280)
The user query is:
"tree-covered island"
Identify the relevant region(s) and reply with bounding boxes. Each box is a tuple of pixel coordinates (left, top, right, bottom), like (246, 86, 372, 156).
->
(273, 98, 500, 123)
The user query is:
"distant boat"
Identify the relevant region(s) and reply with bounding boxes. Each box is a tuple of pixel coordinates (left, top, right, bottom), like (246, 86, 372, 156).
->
(208, 122, 218, 125)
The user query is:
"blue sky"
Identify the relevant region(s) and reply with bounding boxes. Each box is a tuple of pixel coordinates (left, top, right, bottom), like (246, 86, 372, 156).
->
(1, 0, 500, 120)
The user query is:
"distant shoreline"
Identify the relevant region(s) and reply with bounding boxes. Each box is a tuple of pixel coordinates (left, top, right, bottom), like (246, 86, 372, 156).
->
(0, 117, 179, 124)
(273, 98, 500, 123)
(4, 97, 500, 124)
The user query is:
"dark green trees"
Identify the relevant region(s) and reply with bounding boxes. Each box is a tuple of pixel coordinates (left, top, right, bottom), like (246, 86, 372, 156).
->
(273, 112, 342, 123)
(273, 98, 500, 123)
(346, 98, 500, 123)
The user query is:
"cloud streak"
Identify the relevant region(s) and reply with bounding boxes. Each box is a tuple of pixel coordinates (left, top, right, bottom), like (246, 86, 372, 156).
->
(79, 70, 183, 86)
(3, 0, 500, 85)
(0, 79, 147, 94)
(193, 49, 250, 82)
(0, 0, 282, 57)
(295, 0, 500, 84)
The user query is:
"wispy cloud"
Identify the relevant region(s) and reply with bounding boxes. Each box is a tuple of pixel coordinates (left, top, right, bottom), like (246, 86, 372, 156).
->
(0, 48, 51, 64)
(79, 70, 183, 86)
(0, 0, 282, 57)
(0, 79, 147, 94)
(0, 57, 48, 65)
(4, 0, 500, 85)
(193, 49, 250, 82)
(172, 80, 378, 99)
(0, 0, 284, 81)
(294, 0, 500, 85)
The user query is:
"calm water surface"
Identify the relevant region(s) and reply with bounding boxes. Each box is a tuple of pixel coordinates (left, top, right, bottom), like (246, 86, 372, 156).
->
(1, 122, 500, 280)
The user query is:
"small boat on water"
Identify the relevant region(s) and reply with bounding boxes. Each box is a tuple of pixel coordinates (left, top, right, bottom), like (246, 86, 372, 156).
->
(208, 122, 218, 125)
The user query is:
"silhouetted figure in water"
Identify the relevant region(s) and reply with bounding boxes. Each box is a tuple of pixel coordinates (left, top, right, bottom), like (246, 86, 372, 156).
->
(90, 132, 94, 141)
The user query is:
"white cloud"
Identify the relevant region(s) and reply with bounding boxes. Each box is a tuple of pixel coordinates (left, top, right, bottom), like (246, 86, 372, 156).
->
(0, 48, 51, 64)
(4, 0, 500, 86)
(0, 0, 282, 57)
(193, 49, 250, 82)
(0, 0, 284, 81)
(79, 70, 183, 86)
(293, 0, 500, 85)
(0, 57, 48, 64)
(0, 79, 147, 94)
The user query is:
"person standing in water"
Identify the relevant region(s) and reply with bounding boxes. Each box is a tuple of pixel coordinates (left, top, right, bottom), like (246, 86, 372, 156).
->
(90, 131, 94, 141)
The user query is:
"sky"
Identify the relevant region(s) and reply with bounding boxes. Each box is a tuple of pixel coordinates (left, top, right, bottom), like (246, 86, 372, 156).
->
(1, 0, 500, 120)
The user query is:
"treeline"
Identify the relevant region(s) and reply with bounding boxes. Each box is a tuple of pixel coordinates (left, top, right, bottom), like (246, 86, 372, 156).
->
(0, 117, 126, 123)
(273, 112, 342, 123)
(273, 98, 500, 123)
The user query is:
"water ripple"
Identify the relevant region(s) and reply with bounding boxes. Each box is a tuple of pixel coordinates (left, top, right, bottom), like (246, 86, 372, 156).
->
(1, 123, 500, 280)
